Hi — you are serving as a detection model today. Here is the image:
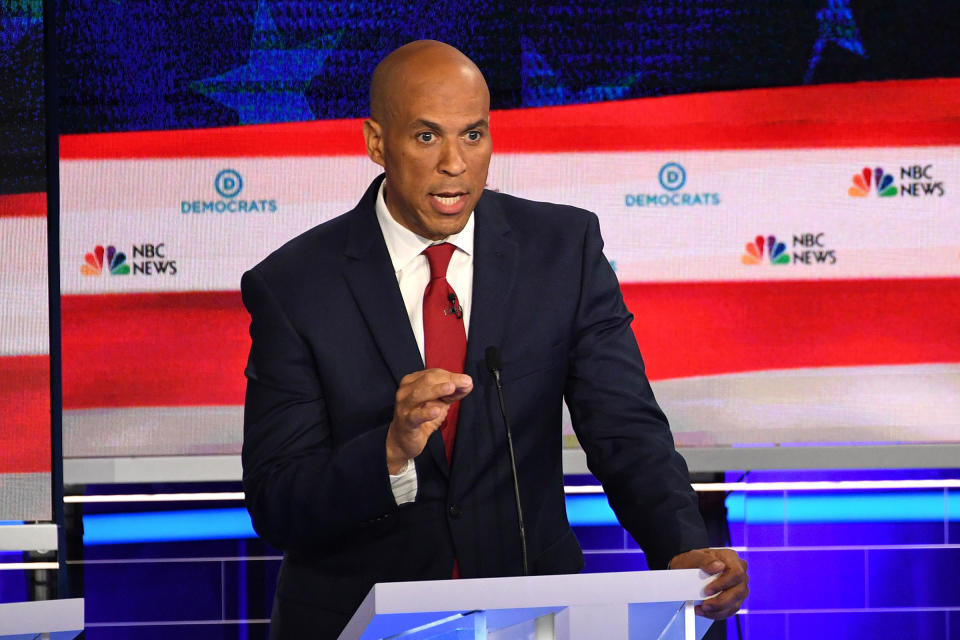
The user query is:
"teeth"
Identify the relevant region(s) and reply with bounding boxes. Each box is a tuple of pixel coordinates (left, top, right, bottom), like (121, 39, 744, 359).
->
(433, 194, 462, 206)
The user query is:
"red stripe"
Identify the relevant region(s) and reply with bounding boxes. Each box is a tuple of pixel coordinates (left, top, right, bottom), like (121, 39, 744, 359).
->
(61, 291, 250, 409)
(0, 192, 47, 218)
(493, 79, 960, 153)
(59, 79, 960, 159)
(625, 278, 960, 381)
(0, 356, 51, 474)
(60, 278, 960, 409)
(60, 118, 365, 159)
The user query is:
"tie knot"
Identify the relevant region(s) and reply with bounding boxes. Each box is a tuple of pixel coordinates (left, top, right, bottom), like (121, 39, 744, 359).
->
(423, 243, 456, 280)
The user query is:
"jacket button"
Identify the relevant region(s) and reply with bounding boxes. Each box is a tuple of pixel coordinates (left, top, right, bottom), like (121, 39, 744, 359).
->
(448, 504, 462, 519)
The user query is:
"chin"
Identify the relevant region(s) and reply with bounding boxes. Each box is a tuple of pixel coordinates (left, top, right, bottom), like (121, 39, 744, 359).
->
(438, 216, 471, 236)
(419, 212, 467, 237)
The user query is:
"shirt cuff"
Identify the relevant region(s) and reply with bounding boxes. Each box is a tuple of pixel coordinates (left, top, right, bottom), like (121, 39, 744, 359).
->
(389, 459, 418, 505)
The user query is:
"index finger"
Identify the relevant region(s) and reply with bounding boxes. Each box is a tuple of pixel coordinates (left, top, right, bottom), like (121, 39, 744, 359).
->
(402, 372, 470, 404)
(703, 562, 748, 596)
(704, 550, 747, 595)
(440, 374, 473, 401)
(405, 379, 460, 406)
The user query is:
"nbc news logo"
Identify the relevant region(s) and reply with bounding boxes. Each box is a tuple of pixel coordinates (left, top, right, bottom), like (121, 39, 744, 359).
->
(741, 234, 836, 266)
(82, 244, 177, 277)
(848, 165, 944, 198)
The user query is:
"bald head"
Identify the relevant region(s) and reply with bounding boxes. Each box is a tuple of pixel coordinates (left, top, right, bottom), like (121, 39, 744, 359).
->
(369, 40, 489, 124)
(362, 40, 492, 240)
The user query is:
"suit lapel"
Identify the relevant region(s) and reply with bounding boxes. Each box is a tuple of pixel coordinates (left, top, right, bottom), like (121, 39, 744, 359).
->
(341, 177, 450, 476)
(452, 192, 519, 473)
(342, 178, 423, 385)
(465, 193, 519, 377)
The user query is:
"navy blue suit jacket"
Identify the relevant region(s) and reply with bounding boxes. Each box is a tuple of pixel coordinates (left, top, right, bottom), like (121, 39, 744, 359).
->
(241, 175, 707, 637)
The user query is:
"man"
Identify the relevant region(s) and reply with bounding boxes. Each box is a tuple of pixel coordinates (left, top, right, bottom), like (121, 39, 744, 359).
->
(242, 40, 747, 639)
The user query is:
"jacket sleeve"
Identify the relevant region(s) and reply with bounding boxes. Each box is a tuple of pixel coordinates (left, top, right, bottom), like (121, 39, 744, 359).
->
(563, 212, 709, 569)
(240, 267, 399, 552)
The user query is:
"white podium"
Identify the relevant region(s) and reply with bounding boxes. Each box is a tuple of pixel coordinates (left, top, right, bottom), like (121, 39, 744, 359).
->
(0, 598, 84, 640)
(0, 525, 83, 639)
(339, 570, 715, 640)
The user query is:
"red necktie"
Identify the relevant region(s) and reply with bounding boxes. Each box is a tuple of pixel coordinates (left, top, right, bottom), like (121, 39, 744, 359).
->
(422, 243, 466, 579)
(422, 243, 466, 464)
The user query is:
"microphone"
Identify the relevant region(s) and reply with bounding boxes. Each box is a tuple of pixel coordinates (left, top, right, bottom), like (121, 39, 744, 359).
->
(444, 292, 463, 319)
(485, 346, 528, 576)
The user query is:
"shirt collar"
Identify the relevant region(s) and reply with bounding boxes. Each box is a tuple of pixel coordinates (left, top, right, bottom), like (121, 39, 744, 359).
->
(375, 179, 475, 274)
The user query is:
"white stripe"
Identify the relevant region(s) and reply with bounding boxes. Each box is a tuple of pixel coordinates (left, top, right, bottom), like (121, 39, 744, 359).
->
(85, 619, 271, 627)
(59, 147, 960, 294)
(0, 473, 52, 521)
(652, 364, 960, 448)
(64, 406, 243, 459)
(65, 492, 245, 503)
(0, 218, 49, 355)
(740, 607, 960, 614)
(63, 477, 960, 503)
(565, 479, 960, 493)
(0, 524, 57, 551)
(70, 556, 281, 565)
(0, 562, 58, 571)
(718, 544, 960, 552)
(558, 364, 960, 454)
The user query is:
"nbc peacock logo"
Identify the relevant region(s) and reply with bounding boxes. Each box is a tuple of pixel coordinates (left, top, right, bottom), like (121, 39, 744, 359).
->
(741, 235, 790, 265)
(848, 167, 897, 198)
(81, 245, 130, 276)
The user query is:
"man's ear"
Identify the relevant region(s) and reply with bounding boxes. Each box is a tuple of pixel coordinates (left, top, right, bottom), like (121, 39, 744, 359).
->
(362, 118, 385, 167)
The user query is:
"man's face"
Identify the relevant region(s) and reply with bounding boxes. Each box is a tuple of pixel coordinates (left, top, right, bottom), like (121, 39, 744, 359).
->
(364, 64, 491, 240)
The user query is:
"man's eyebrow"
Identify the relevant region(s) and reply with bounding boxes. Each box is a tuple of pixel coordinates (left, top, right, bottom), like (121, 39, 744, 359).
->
(462, 119, 489, 131)
(410, 118, 489, 132)
(412, 118, 442, 130)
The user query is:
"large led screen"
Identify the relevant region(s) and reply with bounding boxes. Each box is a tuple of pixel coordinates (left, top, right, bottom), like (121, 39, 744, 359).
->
(57, 1, 960, 466)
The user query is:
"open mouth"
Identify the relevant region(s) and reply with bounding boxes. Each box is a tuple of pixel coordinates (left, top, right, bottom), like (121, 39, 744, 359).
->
(431, 192, 466, 206)
(429, 191, 469, 214)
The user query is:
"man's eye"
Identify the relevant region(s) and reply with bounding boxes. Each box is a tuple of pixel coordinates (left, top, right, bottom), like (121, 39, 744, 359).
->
(417, 132, 434, 143)
(466, 131, 481, 141)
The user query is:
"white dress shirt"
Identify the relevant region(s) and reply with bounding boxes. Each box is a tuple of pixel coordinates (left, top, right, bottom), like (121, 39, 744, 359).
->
(375, 180, 475, 504)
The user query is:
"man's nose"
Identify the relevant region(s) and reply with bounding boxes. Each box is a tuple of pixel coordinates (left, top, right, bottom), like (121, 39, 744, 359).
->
(437, 140, 467, 176)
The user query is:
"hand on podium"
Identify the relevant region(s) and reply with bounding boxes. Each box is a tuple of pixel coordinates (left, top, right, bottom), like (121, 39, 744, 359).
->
(668, 548, 748, 620)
